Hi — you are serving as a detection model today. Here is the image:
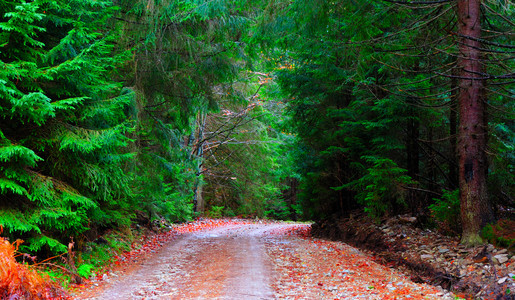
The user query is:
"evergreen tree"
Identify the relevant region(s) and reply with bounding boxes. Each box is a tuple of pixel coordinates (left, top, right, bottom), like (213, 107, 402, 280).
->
(375, 0, 513, 244)
(256, 0, 514, 244)
(200, 69, 294, 218)
(114, 0, 266, 216)
(0, 0, 135, 253)
(455, 0, 493, 244)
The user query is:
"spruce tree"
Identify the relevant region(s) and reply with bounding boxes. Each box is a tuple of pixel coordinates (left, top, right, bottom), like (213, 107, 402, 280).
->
(255, 0, 514, 238)
(0, 0, 135, 253)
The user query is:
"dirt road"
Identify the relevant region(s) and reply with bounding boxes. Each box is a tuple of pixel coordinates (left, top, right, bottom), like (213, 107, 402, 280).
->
(75, 221, 453, 300)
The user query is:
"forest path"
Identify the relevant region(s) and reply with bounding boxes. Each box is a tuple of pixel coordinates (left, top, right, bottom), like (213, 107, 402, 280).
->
(74, 221, 450, 299)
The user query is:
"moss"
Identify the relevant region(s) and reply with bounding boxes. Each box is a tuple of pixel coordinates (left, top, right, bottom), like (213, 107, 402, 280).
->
(461, 232, 484, 246)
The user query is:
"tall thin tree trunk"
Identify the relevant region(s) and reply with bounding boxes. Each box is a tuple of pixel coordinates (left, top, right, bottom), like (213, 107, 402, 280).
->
(450, 74, 459, 189)
(428, 127, 437, 191)
(457, 0, 494, 245)
(193, 112, 207, 213)
(407, 97, 420, 182)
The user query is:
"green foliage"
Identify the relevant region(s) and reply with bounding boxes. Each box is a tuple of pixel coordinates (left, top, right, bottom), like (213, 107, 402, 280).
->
(481, 220, 515, 250)
(0, 0, 510, 271)
(265, 196, 290, 220)
(0, 209, 39, 234)
(195, 59, 295, 218)
(255, 0, 514, 229)
(80, 231, 132, 270)
(77, 263, 94, 279)
(338, 157, 413, 219)
(24, 235, 67, 254)
(429, 189, 461, 234)
(207, 206, 225, 219)
(0, 0, 296, 261)
(488, 121, 515, 208)
(0, 0, 275, 258)
(0, 0, 135, 254)
(130, 136, 196, 223)
(0, 145, 42, 168)
(114, 0, 264, 219)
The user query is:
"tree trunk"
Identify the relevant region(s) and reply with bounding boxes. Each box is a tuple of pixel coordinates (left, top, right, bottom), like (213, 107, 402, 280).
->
(457, 0, 494, 245)
(195, 183, 204, 213)
(193, 112, 207, 213)
(406, 97, 420, 182)
(449, 73, 459, 189)
(427, 127, 437, 191)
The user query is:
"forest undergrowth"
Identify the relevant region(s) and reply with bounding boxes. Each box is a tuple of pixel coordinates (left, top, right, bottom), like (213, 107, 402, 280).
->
(312, 213, 515, 299)
(0, 233, 67, 299)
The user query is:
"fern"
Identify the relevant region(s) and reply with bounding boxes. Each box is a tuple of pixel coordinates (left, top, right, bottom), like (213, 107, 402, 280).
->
(77, 263, 94, 279)
(0, 237, 65, 298)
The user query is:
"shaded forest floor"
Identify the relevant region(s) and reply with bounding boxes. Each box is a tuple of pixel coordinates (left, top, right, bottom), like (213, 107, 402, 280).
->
(312, 214, 515, 299)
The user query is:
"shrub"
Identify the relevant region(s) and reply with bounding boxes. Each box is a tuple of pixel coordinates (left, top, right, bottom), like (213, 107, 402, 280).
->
(429, 189, 460, 234)
(481, 219, 515, 250)
(265, 197, 291, 220)
(0, 237, 66, 299)
(207, 206, 225, 219)
(337, 156, 413, 220)
(77, 263, 95, 279)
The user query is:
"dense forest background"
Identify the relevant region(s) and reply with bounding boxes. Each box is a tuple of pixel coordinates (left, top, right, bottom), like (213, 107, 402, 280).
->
(0, 0, 513, 257)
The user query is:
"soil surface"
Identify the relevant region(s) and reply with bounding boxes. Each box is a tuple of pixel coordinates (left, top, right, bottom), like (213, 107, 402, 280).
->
(72, 219, 454, 300)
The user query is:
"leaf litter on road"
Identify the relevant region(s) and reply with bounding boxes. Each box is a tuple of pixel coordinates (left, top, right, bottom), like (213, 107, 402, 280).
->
(72, 219, 458, 300)
(264, 224, 455, 299)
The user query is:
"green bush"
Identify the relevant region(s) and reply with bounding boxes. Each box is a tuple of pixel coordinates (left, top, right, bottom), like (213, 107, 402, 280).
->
(207, 206, 225, 219)
(481, 220, 515, 250)
(77, 263, 95, 279)
(0, 0, 135, 255)
(224, 207, 236, 218)
(80, 231, 133, 271)
(265, 197, 291, 220)
(429, 189, 460, 234)
(336, 156, 413, 220)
